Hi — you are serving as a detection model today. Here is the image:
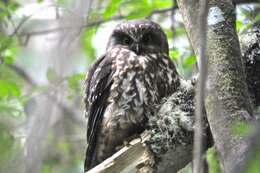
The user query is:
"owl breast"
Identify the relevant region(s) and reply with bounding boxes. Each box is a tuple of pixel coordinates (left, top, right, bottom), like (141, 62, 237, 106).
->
(93, 47, 179, 165)
(107, 47, 160, 123)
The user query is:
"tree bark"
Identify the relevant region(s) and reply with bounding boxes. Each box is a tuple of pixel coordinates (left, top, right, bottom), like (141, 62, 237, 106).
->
(177, 0, 254, 172)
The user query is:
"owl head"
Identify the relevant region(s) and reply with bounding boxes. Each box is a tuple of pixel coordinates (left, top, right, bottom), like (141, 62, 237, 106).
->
(107, 20, 169, 55)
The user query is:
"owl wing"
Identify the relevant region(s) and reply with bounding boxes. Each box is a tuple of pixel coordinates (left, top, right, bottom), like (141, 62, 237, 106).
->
(84, 54, 114, 169)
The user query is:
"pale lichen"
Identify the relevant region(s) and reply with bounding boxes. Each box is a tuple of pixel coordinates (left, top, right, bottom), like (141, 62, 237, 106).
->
(146, 79, 195, 172)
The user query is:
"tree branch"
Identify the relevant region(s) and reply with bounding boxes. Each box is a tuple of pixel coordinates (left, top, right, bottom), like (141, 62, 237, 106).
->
(86, 132, 154, 173)
(6, 64, 83, 125)
(16, 6, 177, 38)
(146, 6, 178, 19)
(232, 0, 260, 4)
(193, 1, 209, 173)
(16, 14, 123, 37)
(9, 0, 256, 38)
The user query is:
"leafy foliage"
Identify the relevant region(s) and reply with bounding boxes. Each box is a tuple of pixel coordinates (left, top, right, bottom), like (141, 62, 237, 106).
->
(81, 27, 98, 61)
(0, 123, 15, 169)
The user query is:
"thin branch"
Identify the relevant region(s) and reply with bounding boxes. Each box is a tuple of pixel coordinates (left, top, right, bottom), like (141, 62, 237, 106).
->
(9, 4, 86, 37)
(17, 15, 124, 37)
(16, 6, 177, 38)
(10, 13, 35, 37)
(193, 0, 209, 173)
(6, 63, 83, 125)
(8, 64, 36, 86)
(146, 6, 178, 19)
(232, 0, 260, 4)
(7, 0, 257, 38)
(10, 4, 60, 37)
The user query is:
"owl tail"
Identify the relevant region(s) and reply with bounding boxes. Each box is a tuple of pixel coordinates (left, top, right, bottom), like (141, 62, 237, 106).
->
(84, 144, 97, 172)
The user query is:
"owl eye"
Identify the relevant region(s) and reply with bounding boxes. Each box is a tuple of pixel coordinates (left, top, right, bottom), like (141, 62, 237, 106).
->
(122, 36, 132, 45)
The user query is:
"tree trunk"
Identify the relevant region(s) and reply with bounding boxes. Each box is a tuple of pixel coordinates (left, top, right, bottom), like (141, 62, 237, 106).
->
(177, 0, 254, 172)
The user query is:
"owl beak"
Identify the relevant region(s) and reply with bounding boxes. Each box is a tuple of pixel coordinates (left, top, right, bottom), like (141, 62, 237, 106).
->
(130, 43, 141, 55)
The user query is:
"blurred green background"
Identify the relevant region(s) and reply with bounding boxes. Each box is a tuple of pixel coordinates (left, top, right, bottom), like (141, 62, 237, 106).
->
(0, 0, 259, 173)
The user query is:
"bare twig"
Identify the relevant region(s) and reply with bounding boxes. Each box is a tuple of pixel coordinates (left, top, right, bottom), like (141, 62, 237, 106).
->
(232, 0, 260, 4)
(16, 6, 178, 38)
(8, 3, 85, 38)
(7, 0, 258, 38)
(6, 63, 83, 125)
(10, 4, 61, 37)
(7, 64, 36, 86)
(146, 6, 177, 19)
(193, 0, 209, 173)
(17, 15, 124, 37)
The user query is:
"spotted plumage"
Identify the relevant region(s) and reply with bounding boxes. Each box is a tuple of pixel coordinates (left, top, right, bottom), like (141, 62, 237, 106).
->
(84, 20, 180, 171)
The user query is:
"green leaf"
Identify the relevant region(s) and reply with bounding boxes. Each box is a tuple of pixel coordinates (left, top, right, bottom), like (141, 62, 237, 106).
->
(0, 123, 14, 167)
(164, 28, 173, 39)
(0, 80, 21, 98)
(251, 13, 260, 27)
(245, 148, 260, 173)
(183, 55, 197, 68)
(57, 0, 70, 5)
(2, 46, 19, 65)
(41, 165, 52, 173)
(127, 10, 151, 19)
(119, 0, 151, 19)
(149, 0, 173, 9)
(67, 73, 85, 91)
(57, 140, 70, 154)
(81, 27, 97, 61)
(37, 0, 44, 3)
(206, 147, 220, 173)
(126, 2, 151, 19)
(239, 14, 260, 33)
(236, 20, 243, 32)
(0, 1, 6, 8)
(66, 73, 85, 100)
(7, 2, 19, 12)
(4, 56, 14, 64)
(103, 0, 122, 19)
(0, 99, 24, 118)
(0, 36, 13, 52)
(175, 28, 186, 36)
(169, 49, 179, 60)
(122, 0, 174, 19)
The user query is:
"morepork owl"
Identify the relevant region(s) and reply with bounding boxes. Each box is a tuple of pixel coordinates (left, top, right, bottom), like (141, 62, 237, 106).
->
(84, 20, 180, 171)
